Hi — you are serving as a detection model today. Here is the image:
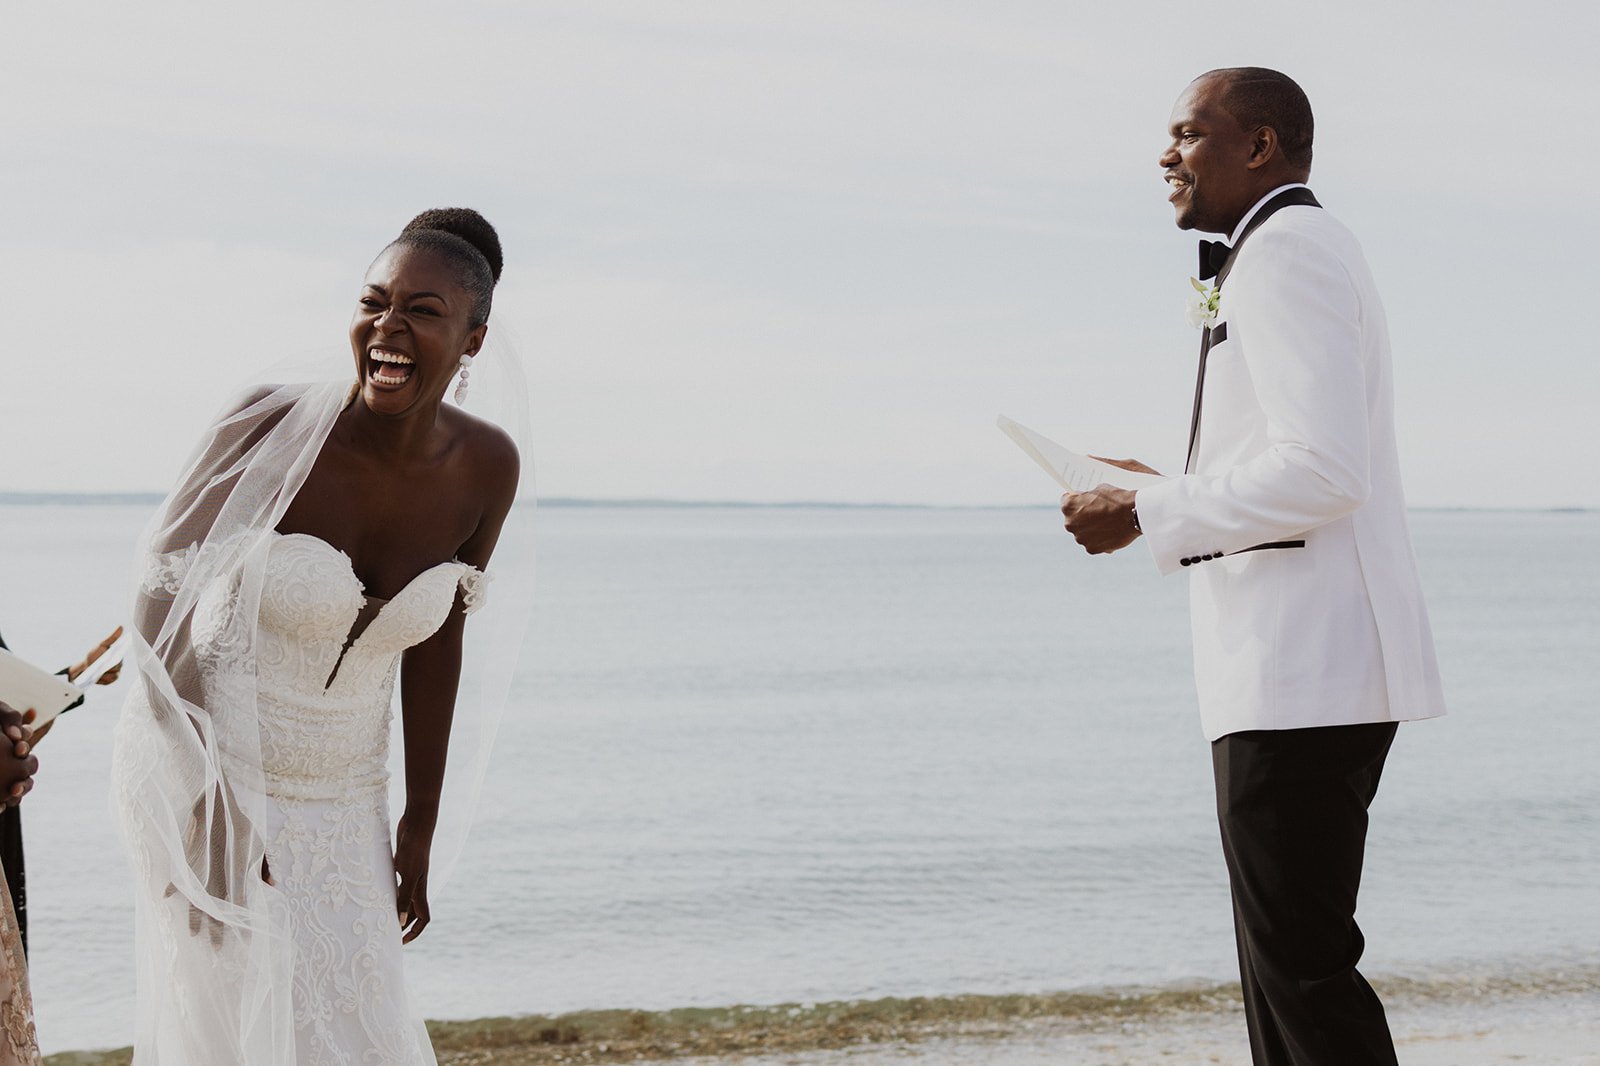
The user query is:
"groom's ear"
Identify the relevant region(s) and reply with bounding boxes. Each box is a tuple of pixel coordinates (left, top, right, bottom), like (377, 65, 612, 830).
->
(1245, 125, 1280, 171)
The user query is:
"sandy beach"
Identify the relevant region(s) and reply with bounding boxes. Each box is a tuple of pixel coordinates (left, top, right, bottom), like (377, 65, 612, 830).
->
(44, 966, 1599, 1065)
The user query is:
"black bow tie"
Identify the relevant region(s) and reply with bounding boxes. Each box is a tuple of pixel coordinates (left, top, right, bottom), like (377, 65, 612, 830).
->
(1198, 239, 1232, 282)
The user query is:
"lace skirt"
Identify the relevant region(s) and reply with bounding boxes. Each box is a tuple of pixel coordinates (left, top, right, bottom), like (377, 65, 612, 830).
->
(261, 784, 435, 1065)
(0, 865, 39, 1066)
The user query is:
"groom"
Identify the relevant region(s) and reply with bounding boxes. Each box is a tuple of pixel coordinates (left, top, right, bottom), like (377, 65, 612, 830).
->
(1060, 68, 1446, 1064)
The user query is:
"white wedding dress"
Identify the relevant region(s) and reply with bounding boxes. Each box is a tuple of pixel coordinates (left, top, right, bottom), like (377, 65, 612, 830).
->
(120, 529, 486, 1065)
(249, 532, 486, 1063)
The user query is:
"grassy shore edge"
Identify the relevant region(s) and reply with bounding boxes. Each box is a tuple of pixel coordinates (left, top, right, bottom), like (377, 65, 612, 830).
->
(44, 966, 1600, 1065)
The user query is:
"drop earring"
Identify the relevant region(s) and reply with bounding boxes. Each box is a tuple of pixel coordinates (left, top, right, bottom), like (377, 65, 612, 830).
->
(454, 354, 474, 405)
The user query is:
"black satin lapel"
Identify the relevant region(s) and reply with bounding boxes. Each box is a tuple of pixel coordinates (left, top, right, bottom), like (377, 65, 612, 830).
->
(1184, 325, 1215, 475)
(1214, 187, 1320, 288)
(1186, 188, 1320, 473)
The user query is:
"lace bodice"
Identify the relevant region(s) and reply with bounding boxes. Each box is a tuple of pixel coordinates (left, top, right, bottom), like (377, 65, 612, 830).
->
(188, 531, 486, 801)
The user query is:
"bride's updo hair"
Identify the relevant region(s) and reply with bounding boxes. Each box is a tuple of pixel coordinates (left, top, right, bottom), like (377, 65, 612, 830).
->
(391, 207, 503, 327)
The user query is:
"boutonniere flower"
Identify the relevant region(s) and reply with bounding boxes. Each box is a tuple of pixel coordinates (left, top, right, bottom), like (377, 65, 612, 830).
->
(1186, 277, 1220, 330)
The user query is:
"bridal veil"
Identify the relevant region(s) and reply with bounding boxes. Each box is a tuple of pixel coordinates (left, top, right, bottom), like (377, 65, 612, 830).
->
(111, 326, 534, 1062)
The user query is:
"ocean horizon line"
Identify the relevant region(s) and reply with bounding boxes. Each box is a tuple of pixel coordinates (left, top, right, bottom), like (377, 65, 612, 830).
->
(0, 492, 1593, 514)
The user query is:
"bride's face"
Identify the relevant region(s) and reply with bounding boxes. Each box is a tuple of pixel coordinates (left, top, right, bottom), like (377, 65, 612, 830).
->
(349, 244, 487, 417)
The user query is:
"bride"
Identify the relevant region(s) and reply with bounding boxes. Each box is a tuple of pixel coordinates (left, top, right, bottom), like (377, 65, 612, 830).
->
(112, 208, 525, 1064)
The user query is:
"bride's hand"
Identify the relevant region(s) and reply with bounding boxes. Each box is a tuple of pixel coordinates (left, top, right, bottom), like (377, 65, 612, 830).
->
(165, 787, 263, 948)
(394, 814, 434, 944)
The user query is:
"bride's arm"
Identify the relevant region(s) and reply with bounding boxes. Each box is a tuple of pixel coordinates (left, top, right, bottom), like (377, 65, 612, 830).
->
(393, 428, 519, 943)
(394, 614, 462, 943)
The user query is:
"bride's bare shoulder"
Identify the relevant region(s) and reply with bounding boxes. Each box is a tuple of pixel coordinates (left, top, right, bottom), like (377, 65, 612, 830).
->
(447, 408, 520, 498)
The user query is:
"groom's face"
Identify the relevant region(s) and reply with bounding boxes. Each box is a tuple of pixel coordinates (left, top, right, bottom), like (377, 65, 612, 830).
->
(1161, 76, 1259, 235)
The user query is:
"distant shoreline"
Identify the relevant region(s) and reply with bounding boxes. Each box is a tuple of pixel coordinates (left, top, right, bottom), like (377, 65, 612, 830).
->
(0, 493, 1592, 514)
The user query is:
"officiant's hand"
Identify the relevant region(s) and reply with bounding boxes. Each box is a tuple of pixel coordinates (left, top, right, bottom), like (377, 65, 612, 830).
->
(394, 813, 434, 944)
(1062, 485, 1142, 555)
(0, 701, 37, 807)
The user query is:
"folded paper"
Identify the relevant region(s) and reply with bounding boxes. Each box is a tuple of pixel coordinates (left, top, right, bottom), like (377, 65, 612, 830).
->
(997, 415, 1163, 493)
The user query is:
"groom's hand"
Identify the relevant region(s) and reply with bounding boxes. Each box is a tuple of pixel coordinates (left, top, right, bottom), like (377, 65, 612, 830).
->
(1088, 456, 1161, 476)
(1062, 485, 1141, 555)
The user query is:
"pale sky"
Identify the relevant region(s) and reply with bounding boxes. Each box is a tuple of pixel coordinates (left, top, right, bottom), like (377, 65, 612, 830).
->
(3, 0, 1596, 507)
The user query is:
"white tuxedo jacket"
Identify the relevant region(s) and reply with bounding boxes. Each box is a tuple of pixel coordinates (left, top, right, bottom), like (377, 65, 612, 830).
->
(1136, 188, 1447, 741)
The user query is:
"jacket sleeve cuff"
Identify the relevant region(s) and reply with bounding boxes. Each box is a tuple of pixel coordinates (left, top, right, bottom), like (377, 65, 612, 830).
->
(1136, 477, 1189, 577)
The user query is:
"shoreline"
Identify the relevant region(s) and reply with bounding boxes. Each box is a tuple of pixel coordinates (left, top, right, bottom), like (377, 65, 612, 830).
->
(2, 494, 1592, 514)
(43, 965, 1600, 1065)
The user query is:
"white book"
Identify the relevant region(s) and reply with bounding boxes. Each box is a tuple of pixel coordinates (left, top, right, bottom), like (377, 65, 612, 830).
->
(996, 415, 1162, 493)
(0, 647, 81, 724)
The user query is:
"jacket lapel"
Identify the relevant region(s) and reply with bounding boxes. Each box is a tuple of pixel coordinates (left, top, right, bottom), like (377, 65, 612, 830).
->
(1183, 187, 1322, 474)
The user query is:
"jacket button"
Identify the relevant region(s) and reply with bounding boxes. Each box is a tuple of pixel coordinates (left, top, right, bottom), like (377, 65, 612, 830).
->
(1180, 557, 1193, 566)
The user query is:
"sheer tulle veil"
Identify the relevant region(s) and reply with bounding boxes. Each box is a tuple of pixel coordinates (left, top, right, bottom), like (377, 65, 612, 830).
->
(109, 297, 535, 1062)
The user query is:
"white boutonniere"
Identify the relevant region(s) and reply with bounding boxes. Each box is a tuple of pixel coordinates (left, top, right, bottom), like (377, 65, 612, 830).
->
(1186, 277, 1220, 330)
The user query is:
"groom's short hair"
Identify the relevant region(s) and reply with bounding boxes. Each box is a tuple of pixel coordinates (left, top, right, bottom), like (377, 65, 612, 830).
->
(1203, 67, 1315, 170)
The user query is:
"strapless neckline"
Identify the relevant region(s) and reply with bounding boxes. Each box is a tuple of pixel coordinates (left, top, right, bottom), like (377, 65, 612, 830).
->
(270, 529, 478, 606)
(268, 531, 483, 690)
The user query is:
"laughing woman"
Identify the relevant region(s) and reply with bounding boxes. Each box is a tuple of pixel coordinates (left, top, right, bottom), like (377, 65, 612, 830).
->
(112, 209, 523, 1065)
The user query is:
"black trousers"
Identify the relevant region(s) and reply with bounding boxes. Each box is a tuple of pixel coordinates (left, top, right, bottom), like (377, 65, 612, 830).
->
(1212, 722, 1399, 1066)
(0, 633, 25, 954)
(0, 806, 21, 955)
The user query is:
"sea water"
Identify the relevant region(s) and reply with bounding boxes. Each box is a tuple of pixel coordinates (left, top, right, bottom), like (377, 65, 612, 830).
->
(1, 503, 1595, 1053)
